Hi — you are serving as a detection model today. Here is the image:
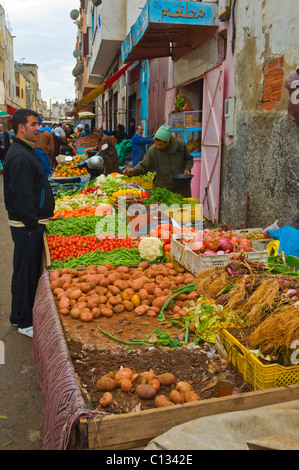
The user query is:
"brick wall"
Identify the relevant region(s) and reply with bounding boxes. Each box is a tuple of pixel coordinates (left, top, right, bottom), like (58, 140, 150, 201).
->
(261, 56, 284, 110)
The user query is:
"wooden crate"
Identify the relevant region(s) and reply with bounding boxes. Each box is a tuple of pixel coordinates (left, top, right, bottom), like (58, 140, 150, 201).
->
(69, 384, 299, 450)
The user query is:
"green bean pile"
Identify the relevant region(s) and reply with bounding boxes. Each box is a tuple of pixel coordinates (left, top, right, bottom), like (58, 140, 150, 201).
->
(50, 248, 142, 269)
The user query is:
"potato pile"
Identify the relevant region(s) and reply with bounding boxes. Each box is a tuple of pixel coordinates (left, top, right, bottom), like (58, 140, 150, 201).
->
(49, 261, 199, 322)
(96, 367, 200, 409)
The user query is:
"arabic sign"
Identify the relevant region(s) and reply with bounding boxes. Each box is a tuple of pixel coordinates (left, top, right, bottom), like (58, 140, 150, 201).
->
(157, 1, 215, 25)
(121, 0, 216, 62)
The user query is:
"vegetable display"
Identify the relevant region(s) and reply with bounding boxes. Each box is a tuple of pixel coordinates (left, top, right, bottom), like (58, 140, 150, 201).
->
(47, 234, 137, 261)
(137, 237, 165, 263)
(95, 366, 201, 409)
(50, 261, 199, 320)
(180, 228, 255, 255)
(47, 216, 104, 236)
(53, 155, 89, 177)
(50, 248, 142, 269)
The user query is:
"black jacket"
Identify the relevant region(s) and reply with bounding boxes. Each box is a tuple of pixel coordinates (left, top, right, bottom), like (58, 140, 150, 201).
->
(3, 138, 55, 229)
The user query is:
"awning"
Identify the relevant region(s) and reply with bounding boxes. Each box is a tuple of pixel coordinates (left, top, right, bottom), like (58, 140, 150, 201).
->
(121, 0, 218, 63)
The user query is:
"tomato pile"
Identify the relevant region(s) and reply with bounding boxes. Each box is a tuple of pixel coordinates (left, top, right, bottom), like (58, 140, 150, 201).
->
(47, 234, 139, 261)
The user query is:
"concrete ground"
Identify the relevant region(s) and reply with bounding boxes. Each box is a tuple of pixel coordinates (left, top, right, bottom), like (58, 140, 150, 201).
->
(0, 174, 44, 450)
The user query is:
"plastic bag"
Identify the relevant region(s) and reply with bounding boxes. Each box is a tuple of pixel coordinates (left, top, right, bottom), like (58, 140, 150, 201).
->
(266, 226, 299, 257)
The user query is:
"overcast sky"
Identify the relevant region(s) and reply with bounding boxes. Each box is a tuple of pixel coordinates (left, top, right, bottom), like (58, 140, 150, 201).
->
(2, 0, 80, 104)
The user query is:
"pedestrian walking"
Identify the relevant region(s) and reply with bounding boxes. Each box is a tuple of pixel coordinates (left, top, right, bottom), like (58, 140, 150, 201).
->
(0, 122, 11, 164)
(124, 124, 193, 197)
(131, 125, 154, 166)
(3, 109, 55, 338)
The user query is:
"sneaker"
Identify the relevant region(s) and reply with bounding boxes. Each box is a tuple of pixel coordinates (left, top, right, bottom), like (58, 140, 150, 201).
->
(18, 326, 33, 338)
(11, 322, 18, 327)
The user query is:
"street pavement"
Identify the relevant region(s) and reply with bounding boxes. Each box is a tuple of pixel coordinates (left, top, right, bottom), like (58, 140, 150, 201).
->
(0, 174, 44, 450)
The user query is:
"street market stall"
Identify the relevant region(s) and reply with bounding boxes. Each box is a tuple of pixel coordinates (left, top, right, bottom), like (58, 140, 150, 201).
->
(32, 160, 299, 450)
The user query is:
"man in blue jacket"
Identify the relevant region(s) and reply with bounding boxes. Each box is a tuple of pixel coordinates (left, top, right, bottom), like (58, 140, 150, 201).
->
(131, 125, 154, 167)
(3, 109, 55, 337)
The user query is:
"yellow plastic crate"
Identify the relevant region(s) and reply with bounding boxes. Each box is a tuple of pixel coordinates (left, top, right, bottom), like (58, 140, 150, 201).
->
(219, 328, 299, 391)
(129, 177, 155, 190)
(165, 203, 202, 224)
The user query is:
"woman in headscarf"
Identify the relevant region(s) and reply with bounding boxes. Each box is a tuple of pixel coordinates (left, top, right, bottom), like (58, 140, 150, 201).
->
(93, 127, 120, 174)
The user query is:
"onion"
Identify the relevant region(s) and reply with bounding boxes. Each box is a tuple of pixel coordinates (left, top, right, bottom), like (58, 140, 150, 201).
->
(286, 289, 299, 297)
(203, 250, 217, 255)
(219, 237, 233, 253)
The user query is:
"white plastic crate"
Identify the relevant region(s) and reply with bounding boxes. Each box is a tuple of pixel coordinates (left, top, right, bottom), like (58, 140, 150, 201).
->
(171, 235, 269, 275)
(232, 228, 271, 253)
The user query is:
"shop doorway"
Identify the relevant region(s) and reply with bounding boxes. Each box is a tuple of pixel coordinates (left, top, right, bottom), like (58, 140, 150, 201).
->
(180, 65, 224, 222)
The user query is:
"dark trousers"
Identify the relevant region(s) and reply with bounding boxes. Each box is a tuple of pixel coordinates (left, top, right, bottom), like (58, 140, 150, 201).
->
(10, 225, 45, 328)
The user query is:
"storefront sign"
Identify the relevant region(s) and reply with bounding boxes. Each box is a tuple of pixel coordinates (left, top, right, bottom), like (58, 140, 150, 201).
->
(121, 0, 216, 62)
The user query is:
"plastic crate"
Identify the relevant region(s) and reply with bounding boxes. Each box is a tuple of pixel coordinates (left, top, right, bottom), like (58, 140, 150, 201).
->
(171, 236, 268, 275)
(218, 328, 299, 390)
(232, 228, 271, 252)
(165, 204, 202, 224)
(129, 177, 155, 190)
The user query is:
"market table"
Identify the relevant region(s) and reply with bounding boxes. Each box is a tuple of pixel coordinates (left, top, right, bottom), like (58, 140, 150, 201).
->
(32, 269, 299, 450)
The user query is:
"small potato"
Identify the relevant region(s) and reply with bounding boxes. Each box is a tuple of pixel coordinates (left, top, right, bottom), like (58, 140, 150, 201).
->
(100, 278, 110, 287)
(134, 305, 147, 316)
(100, 307, 113, 318)
(109, 295, 122, 306)
(115, 368, 133, 386)
(138, 288, 148, 300)
(143, 283, 155, 294)
(121, 288, 135, 301)
(69, 289, 83, 300)
(136, 384, 156, 400)
(96, 377, 116, 391)
(108, 285, 121, 296)
(122, 300, 134, 312)
(99, 392, 113, 407)
(157, 373, 175, 386)
(154, 395, 174, 408)
(140, 370, 156, 382)
(131, 294, 141, 308)
(60, 308, 69, 315)
(169, 389, 185, 404)
(80, 308, 93, 322)
(138, 261, 149, 270)
(120, 378, 132, 392)
(184, 391, 200, 402)
(92, 307, 101, 319)
(70, 307, 81, 319)
(113, 304, 125, 314)
(116, 266, 129, 273)
(148, 378, 160, 392)
(108, 272, 122, 284)
(132, 374, 147, 387)
(176, 381, 193, 393)
(114, 279, 129, 291)
(146, 309, 157, 317)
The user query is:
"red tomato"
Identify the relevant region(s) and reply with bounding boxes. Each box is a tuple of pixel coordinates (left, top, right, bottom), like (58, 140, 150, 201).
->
(163, 243, 171, 252)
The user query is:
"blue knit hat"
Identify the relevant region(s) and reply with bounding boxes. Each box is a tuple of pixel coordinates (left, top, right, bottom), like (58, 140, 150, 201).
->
(155, 124, 171, 142)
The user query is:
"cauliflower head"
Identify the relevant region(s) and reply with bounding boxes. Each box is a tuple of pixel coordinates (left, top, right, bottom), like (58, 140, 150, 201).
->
(138, 237, 164, 262)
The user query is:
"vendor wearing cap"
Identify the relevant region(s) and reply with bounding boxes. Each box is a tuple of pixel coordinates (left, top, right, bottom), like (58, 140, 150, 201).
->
(123, 124, 193, 197)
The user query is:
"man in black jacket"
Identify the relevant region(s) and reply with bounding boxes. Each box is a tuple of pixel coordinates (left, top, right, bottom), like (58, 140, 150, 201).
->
(3, 109, 55, 337)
